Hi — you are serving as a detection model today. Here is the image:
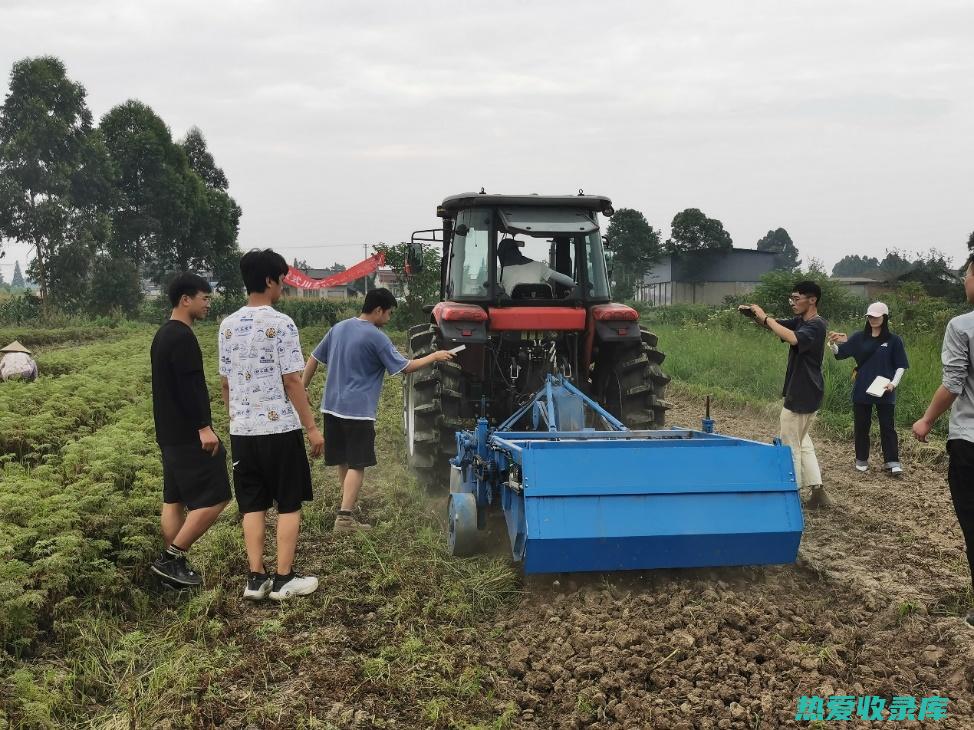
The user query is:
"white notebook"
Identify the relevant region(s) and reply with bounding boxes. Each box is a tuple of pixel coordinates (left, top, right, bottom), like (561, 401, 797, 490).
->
(866, 375, 890, 397)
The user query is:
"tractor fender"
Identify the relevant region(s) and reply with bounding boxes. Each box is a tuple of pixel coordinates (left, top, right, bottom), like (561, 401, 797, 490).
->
(590, 303, 641, 343)
(432, 301, 489, 344)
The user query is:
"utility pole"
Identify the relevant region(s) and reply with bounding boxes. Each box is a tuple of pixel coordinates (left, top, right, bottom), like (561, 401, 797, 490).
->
(363, 243, 369, 294)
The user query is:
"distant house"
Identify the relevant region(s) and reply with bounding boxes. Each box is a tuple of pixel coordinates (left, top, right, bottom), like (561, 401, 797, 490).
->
(830, 276, 889, 301)
(142, 271, 218, 298)
(283, 267, 359, 300)
(375, 266, 403, 297)
(636, 249, 779, 306)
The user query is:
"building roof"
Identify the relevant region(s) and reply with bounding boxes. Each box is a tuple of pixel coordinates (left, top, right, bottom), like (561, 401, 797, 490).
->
(832, 276, 882, 284)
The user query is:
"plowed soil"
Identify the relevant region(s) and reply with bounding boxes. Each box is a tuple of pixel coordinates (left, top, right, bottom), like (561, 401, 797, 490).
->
(189, 386, 974, 730)
(474, 388, 974, 729)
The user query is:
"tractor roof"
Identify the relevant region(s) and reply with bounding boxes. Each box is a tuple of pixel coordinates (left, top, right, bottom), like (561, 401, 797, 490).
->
(438, 192, 614, 218)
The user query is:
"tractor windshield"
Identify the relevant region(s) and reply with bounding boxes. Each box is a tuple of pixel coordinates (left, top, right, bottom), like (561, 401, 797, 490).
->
(447, 208, 493, 297)
(446, 207, 611, 300)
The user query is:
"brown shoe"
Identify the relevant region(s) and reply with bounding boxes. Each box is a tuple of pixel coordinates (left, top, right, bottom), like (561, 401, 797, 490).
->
(333, 513, 373, 533)
(805, 485, 833, 509)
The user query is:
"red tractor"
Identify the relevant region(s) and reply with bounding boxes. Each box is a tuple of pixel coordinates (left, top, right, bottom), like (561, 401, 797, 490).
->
(403, 192, 670, 484)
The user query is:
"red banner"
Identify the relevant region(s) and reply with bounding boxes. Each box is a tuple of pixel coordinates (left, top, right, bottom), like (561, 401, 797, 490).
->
(283, 253, 386, 290)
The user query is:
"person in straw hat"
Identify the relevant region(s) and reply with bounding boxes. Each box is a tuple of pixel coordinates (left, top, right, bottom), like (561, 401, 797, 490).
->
(0, 341, 38, 382)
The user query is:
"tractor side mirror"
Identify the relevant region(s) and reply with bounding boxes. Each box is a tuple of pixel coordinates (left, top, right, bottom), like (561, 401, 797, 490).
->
(454, 223, 469, 237)
(406, 242, 425, 275)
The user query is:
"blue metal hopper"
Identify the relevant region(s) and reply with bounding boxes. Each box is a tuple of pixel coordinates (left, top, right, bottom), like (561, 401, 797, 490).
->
(448, 375, 803, 574)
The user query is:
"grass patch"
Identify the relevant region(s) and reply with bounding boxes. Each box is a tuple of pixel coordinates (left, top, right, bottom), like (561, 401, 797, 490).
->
(650, 321, 949, 444)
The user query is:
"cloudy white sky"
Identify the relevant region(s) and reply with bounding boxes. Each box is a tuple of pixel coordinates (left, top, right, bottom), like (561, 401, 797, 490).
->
(1, 0, 973, 282)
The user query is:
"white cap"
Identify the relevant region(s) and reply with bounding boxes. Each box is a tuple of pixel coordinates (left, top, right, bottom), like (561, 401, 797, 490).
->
(866, 302, 889, 318)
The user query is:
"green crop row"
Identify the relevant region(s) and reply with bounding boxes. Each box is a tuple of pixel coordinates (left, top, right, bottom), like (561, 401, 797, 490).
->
(0, 325, 133, 349)
(0, 335, 153, 461)
(0, 404, 164, 657)
(1, 323, 522, 729)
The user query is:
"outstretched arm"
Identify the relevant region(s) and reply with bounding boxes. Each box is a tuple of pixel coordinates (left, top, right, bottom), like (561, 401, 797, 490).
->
(745, 304, 798, 345)
(402, 349, 455, 374)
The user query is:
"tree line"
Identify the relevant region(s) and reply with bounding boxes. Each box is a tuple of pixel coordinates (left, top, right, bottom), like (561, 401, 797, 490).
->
(605, 205, 972, 302)
(830, 249, 964, 301)
(604, 207, 800, 299)
(0, 56, 242, 314)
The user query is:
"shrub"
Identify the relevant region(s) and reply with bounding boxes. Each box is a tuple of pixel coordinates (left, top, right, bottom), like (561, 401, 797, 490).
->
(750, 268, 866, 323)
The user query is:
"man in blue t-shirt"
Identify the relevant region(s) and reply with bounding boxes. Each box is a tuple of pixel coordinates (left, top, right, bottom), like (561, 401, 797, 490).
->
(302, 288, 455, 532)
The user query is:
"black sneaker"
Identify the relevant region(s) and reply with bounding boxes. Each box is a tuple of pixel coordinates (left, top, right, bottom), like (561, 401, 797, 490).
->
(243, 572, 273, 601)
(150, 555, 203, 587)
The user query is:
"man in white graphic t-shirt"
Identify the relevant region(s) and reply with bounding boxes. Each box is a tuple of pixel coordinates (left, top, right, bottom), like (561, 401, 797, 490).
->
(219, 249, 323, 603)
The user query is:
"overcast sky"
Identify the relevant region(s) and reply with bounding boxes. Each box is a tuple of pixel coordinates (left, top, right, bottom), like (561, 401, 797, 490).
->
(2, 0, 973, 282)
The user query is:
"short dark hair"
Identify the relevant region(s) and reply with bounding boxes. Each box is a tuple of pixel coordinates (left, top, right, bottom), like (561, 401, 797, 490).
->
(792, 280, 822, 305)
(240, 249, 289, 294)
(362, 288, 398, 313)
(168, 272, 212, 307)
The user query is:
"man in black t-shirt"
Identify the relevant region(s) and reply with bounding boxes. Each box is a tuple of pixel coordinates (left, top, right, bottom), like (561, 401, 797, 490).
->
(149, 273, 231, 587)
(740, 281, 831, 508)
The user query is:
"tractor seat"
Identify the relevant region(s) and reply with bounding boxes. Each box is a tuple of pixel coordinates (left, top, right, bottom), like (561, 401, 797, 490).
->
(511, 283, 553, 299)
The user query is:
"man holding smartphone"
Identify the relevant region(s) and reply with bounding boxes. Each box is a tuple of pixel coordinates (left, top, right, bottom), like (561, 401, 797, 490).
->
(739, 281, 830, 508)
(302, 288, 455, 532)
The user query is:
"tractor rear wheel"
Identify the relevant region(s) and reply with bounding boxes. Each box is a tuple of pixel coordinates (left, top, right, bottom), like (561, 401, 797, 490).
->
(598, 327, 671, 428)
(403, 323, 465, 489)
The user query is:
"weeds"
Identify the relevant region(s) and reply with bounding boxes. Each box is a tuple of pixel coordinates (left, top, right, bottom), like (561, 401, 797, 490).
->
(896, 601, 921, 622)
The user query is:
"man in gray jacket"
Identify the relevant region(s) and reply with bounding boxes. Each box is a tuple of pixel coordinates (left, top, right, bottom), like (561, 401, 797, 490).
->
(913, 252, 974, 627)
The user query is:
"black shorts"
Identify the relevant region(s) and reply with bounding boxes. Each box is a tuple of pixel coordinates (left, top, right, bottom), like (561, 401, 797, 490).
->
(230, 430, 313, 514)
(324, 413, 377, 469)
(161, 441, 232, 510)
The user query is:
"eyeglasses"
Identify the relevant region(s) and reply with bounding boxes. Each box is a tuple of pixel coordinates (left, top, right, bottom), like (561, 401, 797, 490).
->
(788, 295, 807, 303)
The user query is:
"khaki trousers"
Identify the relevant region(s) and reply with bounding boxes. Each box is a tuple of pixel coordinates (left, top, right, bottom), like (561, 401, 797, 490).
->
(779, 407, 822, 488)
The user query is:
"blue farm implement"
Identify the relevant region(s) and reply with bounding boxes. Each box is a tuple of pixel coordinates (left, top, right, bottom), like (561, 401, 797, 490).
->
(447, 375, 804, 574)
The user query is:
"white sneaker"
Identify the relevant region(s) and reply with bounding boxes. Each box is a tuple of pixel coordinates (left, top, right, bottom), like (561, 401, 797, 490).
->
(269, 573, 319, 601)
(243, 573, 272, 601)
(855, 460, 868, 472)
(890, 464, 904, 475)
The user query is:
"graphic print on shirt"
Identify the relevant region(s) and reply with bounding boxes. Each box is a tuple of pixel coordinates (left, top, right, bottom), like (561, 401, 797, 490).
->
(218, 307, 305, 436)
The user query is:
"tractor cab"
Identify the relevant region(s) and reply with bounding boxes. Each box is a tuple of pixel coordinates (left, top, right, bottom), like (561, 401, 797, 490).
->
(434, 193, 614, 306)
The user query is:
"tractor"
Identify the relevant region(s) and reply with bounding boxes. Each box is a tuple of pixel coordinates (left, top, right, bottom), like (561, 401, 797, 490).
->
(401, 192, 804, 573)
(402, 191, 670, 485)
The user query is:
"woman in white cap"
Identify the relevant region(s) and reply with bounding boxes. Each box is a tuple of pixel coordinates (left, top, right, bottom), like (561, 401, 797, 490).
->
(0, 340, 38, 382)
(828, 302, 909, 474)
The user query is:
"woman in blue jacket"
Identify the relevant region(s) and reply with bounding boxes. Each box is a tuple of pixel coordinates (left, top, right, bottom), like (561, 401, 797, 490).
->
(828, 302, 909, 474)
